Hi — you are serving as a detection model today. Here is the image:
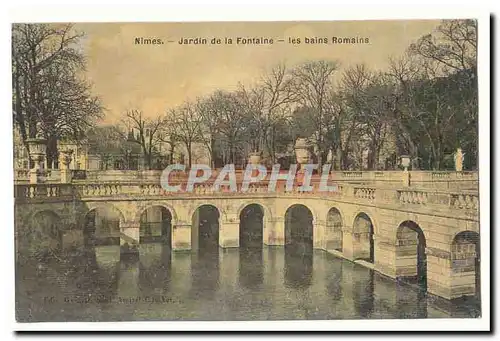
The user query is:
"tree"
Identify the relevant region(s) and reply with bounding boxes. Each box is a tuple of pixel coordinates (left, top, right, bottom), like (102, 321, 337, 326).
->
(86, 125, 126, 170)
(290, 60, 341, 169)
(123, 109, 165, 169)
(12, 23, 102, 167)
(165, 102, 203, 169)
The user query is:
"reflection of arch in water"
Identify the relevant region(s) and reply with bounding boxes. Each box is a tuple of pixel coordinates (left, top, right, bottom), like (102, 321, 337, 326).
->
(139, 206, 173, 246)
(395, 221, 427, 291)
(239, 247, 264, 289)
(239, 204, 264, 249)
(29, 210, 62, 260)
(138, 245, 172, 295)
(191, 204, 220, 252)
(326, 207, 343, 251)
(352, 213, 375, 263)
(83, 205, 124, 247)
(451, 230, 480, 299)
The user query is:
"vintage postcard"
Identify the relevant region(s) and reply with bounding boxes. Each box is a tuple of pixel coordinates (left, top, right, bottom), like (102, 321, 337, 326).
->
(12, 17, 485, 329)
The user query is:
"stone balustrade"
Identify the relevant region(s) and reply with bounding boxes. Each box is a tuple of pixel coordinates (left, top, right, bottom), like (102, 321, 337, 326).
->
(14, 176, 479, 220)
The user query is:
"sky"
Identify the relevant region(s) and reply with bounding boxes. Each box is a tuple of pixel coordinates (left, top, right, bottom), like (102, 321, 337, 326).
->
(76, 20, 441, 123)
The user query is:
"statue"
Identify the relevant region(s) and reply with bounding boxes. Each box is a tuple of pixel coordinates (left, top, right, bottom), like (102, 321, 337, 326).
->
(454, 148, 465, 172)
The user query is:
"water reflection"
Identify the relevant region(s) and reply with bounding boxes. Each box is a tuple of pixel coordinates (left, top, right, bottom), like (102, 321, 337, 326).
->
(190, 247, 220, 298)
(352, 268, 375, 318)
(284, 243, 313, 289)
(138, 244, 172, 294)
(239, 247, 264, 289)
(16, 244, 481, 322)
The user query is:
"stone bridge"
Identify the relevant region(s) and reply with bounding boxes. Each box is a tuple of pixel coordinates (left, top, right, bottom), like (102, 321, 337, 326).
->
(14, 170, 480, 301)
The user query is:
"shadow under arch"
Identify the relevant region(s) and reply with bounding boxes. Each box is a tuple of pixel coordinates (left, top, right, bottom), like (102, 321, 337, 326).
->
(395, 220, 427, 291)
(139, 205, 173, 245)
(352, 212, 375, 263)
(326, 207, 343, 252)
(284, 204, 313, 289)
(29, 210, 63, 261)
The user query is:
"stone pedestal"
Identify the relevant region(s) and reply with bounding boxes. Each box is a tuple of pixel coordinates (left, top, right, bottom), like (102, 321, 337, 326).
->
(265, 218, 285, 246)
(172, 223, 192, 251)
(60, 150, 73, 183)
(219, 220, 239, 248)
(60, 169, 72, 183)
(29, 169, 39, 184)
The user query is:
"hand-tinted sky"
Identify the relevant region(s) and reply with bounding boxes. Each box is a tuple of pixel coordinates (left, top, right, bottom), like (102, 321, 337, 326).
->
(77, 20, 440, 123)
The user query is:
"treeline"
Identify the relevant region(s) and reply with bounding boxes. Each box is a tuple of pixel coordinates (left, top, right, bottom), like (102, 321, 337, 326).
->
(12, 20, 478, 171)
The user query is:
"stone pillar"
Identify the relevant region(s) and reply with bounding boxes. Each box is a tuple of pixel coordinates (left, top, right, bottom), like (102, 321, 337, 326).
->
(426, 247, 453, 299)
(265, 217, 285, 246)
(341, 227, 355, 261)
(219, 217, 239, 248)
(374, 235, 397, 278)
(313, 219, 326, 250)
(172, 222, 192, 251)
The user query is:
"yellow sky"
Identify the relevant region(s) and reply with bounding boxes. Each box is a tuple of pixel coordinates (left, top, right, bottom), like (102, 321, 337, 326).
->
(77, 20, 441, 123)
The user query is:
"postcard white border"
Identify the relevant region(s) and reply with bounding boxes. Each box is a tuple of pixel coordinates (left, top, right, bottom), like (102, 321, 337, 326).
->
(2, 0, 492, 334)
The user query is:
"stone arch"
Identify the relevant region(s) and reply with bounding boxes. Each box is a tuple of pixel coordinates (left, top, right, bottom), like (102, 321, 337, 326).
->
(395, 220, 427, 290)
(239, 203, 265, 249)
(138, 205, 174, 245)
(352, 212, 375, 263)
(236, 201, 273, 225)
(81, 202, 126, 228)
(191, 204, 221, 252)
(450, 230, 480, 298)
(82, 204, 125, 247)
(350, 208, 379, 236)
(283, 202, 318, 224)
(27, 210, 63, 260)
(134, 202, 178, 226)
(325, 207, 344, 251)
(188, 202, 225, 223)
(284, 204, 314, 248)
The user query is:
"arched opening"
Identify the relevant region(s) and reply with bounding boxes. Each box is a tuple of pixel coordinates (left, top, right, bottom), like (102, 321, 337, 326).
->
(238, 204, 265, 288)
(139, 206, 172, 245)
(326, 207, 343, 252)
(83, 206, 122, 266)
(284, 204, 313, 289)
(451, 231, 480, 299)
(138, 206, 173, 294)
(396, 221, 427, 291)
(29, 210, 62, 261)
(191, 205, 220, 253)
(352, 213, 375, 263)
(239, 204, 264, 249)
(191, 205, 221, 298)
(83, 206, 122, 247)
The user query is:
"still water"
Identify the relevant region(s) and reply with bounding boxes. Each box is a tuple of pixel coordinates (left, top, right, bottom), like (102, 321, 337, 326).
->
(16, 244, 480, 322)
